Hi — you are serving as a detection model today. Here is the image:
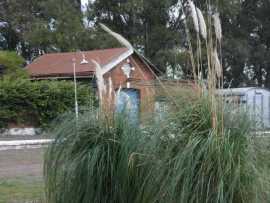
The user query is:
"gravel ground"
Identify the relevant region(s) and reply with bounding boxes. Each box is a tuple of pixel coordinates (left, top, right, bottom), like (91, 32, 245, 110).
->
(0, 148, 44, 179)
(0, 148, 45, 203)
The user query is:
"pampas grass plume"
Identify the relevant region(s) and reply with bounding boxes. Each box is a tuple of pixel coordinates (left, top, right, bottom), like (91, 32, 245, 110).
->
(108, 76, 113, 102)
(92, 60, 106, 103)
(115, 85, 122, 106)
(212, 48, 222, 78)
(196, 7, 207, 40)
(213, 12, 222, 42)
(100, 23, 133, 50)
(188, 0, 199, 33)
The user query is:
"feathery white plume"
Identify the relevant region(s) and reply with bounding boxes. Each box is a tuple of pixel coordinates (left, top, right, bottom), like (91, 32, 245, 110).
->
(213, 12, 222, 42)
(188, 0, 199, 33)
(91, 60, 106, 103)
(115, 85, 122, 106)
(123, 92, 132, 110)
(100, 23, 133, 50)
(108, 77, 113, 102)
(196, 7, 207, 40)
(212, 48, 222, 78)
(115, 85, 122, 97)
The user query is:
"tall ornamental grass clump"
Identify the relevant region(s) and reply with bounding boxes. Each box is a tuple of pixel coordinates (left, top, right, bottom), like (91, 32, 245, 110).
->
(138, 94, 270, 203)
(44, 112, 149, 203)
(44, 94, 270, 203)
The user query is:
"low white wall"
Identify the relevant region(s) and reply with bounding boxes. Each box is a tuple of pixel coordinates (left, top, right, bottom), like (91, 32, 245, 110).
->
(0, 128, 41, 136)
(0, 139, 53, 151)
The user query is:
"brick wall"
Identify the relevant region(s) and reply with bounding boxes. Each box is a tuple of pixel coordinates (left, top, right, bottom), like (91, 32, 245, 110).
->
(103, 53, 156, 113)
(102, 53, 196, 115)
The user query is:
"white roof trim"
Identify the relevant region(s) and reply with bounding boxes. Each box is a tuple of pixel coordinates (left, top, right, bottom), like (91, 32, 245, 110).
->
(100, 48, 134, 76)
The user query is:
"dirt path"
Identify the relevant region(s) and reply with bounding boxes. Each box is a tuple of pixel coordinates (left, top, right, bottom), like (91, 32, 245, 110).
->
(0, 148, 44, 179)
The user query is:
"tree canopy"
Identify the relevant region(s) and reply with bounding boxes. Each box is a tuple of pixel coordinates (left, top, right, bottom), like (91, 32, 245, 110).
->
(0, 51, 26, 78)
(0, 0, 270, 87)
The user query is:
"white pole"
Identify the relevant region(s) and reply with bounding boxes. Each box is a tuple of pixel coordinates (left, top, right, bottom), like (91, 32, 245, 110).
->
(73, 58, 79, 120)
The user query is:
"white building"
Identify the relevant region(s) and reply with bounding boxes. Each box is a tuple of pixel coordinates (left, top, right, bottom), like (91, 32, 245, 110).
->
(219, 87, 270, 129)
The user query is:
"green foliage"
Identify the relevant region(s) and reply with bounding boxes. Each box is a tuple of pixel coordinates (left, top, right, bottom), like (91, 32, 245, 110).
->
(0, 0, 119, 60)
(88, 0, 181, 73)
(2, 0, 270, 87)
(44, 93, 270, 203)
(0, 51, 27, 78)
(0, 78, 95, 129)
(1, 0, 270, 85)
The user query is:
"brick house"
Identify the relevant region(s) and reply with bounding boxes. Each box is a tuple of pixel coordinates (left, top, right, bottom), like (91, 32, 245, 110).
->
(26, 47, 196, 121)
(26, 47, 160, 118)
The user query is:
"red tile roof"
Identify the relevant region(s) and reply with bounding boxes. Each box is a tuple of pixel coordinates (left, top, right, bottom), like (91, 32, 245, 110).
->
(26, 48, 129, 78)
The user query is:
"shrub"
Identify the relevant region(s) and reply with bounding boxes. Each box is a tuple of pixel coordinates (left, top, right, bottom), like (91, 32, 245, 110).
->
(0, 78, 95, 129)
(0, 51, 27, 79)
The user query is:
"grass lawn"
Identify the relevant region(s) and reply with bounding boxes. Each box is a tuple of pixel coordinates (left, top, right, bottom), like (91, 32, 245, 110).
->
(0, 177, 44, 203)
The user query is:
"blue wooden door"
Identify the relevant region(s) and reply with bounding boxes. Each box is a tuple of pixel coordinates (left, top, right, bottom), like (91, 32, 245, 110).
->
(116, 89, 140, 124)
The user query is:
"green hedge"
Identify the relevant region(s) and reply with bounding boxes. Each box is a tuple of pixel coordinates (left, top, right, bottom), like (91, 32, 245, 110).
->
(0, 79, 96, 129)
